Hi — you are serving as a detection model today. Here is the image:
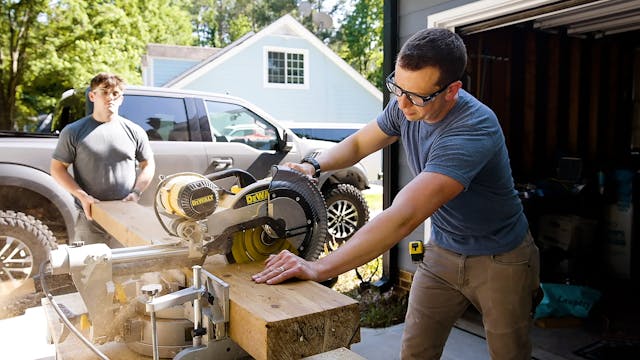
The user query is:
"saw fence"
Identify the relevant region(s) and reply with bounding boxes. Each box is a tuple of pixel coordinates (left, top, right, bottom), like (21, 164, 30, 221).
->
(43, 201, 362, 360)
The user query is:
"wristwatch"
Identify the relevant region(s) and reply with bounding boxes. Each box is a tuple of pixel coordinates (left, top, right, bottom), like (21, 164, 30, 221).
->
(301, 156, 321, 178)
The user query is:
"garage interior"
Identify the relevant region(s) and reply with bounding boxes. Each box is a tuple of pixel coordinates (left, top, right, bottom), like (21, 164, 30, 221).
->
(446, 0, 640, 357)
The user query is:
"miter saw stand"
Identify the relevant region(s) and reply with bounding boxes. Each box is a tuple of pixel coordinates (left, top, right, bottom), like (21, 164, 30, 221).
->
(44, 243, 248, 360)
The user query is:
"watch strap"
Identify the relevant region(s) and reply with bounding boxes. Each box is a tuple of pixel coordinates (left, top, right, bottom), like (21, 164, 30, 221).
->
(301, 156, 321, 178)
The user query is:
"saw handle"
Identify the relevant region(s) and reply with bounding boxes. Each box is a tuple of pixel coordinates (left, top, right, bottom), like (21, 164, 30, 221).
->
(205, 168, 257, 188)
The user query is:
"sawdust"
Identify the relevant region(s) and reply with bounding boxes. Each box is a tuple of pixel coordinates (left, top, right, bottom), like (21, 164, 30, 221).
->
(0, 226, 73, 321)
(0, 274, 74, 320)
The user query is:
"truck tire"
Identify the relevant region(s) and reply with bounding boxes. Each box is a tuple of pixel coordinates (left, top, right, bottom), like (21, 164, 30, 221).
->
(323, 183, 369, 243)
(0, 210, 56, 288)
(320, 184, 370, 288)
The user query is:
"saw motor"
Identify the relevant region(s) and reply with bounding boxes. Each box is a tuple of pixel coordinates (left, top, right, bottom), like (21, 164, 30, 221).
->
(157, 173, 220, 221)
(154, 173, 220, 244)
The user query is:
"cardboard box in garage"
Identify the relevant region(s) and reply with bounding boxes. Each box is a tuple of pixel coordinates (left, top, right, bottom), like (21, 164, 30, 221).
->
(537, 214, 597, 252)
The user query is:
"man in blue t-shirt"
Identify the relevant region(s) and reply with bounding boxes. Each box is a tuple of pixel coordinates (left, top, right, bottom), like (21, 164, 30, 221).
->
(51, 72, 155, 247)
(253, 28, 539, 359)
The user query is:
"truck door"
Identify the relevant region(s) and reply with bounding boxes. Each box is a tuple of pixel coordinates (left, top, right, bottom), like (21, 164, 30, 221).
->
(119, 94, 210, 206)
(201, 100, 298, 181)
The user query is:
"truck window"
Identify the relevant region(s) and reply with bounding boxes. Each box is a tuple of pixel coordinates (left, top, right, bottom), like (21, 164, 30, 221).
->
(205, 100, 278, 150)
(119, 95, 189, 141)
(290, 128, 357, 142)
(51, 91, 86, 133)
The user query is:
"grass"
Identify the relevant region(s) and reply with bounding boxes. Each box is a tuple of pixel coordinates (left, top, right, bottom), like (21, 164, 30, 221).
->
(362, 188, 383, 213)
(332, 188, 409, 328)
(334, 257, 408, 328)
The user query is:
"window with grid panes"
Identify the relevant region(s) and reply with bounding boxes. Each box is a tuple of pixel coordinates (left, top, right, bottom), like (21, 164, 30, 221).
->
(268, 51, 305, 85)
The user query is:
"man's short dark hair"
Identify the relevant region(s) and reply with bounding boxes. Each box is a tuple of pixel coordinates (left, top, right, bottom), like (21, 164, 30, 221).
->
(397, 28, 467, 88)
(90, 72, 125, 90)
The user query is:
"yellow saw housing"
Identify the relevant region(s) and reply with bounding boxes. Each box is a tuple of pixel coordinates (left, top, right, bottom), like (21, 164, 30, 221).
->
(230, 226, 298, 263)
(158, 174, 219, 220)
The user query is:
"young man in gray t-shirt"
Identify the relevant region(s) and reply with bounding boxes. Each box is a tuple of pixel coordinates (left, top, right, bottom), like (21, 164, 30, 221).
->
(51, 72, 155, 247)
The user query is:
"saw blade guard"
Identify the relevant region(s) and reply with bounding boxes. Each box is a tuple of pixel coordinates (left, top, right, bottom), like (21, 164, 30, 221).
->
(228, 166, 328, 263)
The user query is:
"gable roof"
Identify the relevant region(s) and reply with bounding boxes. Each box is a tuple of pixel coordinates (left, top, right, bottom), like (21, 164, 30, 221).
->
(165, 14, 381, 100)
(144, 43, 220, 61)
(163, 32, 255, 86)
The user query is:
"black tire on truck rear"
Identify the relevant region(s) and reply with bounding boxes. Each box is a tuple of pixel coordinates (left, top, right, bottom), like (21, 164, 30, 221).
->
(0, 210, 56, 287)
(321, 183, 370, 288)
(323, 183, 370, 243)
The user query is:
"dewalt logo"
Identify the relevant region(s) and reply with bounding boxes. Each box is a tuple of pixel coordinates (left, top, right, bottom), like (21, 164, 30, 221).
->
(191, 195, 214, 207)
(246, 190, 269, 205)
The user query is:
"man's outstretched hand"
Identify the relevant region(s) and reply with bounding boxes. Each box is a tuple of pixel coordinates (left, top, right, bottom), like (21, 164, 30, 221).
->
(252, 250, 320, 285)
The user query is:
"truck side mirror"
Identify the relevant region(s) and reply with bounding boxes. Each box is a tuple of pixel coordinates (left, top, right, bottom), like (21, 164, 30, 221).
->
(279, 130, 293, 152)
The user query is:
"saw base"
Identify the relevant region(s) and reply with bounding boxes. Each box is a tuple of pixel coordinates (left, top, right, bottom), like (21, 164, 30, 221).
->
(41, 293, 249, 360)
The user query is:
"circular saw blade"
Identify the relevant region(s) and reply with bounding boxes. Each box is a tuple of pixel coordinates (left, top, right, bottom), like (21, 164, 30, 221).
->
(227, 166, 328, 264)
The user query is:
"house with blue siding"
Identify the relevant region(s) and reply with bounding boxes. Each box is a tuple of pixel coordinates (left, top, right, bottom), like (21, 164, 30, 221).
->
(141, 44, 220, 88)
(141, 14, 382, 124)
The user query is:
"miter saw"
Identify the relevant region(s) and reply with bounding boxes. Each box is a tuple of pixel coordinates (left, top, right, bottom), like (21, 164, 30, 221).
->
(42, 166, 328, 359)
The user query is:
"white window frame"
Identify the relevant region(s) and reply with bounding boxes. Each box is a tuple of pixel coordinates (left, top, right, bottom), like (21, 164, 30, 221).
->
(263, 46, 309, 89)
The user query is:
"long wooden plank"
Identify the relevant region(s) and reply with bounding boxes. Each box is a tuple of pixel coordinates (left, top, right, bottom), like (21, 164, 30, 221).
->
(205, 261, 360, 360)
(91, 201, 181, 246)
(91, 201, 361, 360)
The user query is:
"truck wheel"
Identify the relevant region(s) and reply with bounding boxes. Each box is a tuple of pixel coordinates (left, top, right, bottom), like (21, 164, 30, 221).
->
(323, 183, 369, 243)
(0, 210, 56, 289)
(320, 184, 370, 288)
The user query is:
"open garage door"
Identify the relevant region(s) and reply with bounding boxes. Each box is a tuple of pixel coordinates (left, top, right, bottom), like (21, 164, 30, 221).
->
(429, 0, 640, 38)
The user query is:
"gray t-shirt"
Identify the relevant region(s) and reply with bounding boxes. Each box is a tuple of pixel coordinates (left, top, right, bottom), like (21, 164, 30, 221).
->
(53, 115, 153, 205)
(377, 89, 528, 255)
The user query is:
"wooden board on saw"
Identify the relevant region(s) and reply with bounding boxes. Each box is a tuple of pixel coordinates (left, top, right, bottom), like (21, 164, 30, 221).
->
(91, 201, 181, 246)
(91, 200, 361, 360)
(205, 261, 360, 360)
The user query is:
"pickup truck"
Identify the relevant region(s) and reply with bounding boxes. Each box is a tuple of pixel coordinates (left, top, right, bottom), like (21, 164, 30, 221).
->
(0, 85, 370, 287)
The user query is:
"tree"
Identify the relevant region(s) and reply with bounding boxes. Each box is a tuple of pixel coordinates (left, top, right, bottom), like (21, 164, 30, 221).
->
(1, 0, 194, 131)
(331, 0, 383, 89)
(229, 14, 253, 42)
(0, 0, 48, 130)
(187, 0, 218, 47)
(189, 0, 297, 47)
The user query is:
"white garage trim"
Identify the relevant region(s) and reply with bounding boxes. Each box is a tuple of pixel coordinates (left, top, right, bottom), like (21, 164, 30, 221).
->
(427, 0, 560, 30)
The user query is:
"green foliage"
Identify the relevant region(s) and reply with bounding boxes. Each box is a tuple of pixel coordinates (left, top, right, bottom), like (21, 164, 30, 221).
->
(0, 0, 49, 130)
(363, 190, 383, 214)
(332, 0, 384, 89)
(335, 255, 408, 328)
(229, 14, 253, 42)
(354, 287, 408, 328)
(188, 0, 218, 46)
(0, 0, 194, 130)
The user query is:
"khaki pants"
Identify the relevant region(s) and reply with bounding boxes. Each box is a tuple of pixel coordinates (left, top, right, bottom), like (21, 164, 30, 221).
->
(401, 232, 539, 360)
(74, 211, 121, 248)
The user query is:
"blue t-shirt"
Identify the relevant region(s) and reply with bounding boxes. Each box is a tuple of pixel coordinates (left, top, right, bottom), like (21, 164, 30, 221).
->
(377, 89, 528, 255)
